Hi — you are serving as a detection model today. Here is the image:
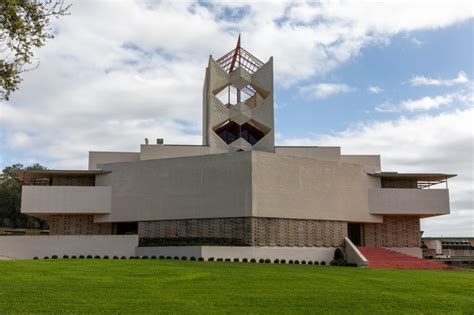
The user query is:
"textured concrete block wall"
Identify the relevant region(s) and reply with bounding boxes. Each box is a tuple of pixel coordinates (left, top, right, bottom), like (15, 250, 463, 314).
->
(139, 217, 347, 247)
(49, 215, 114, 235)
(363, 216, 421, 247)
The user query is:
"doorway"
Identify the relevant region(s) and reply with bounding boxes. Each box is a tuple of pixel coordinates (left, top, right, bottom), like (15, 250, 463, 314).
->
(348, 223, 362, 246)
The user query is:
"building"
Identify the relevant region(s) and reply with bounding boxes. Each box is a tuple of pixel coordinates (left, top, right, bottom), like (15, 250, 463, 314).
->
(10, 38, 456, 263)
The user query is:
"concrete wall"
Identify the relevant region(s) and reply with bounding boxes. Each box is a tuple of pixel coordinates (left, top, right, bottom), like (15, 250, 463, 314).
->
(140, 145, 210, 160)
(252, 151, 383, 223)
(94, 152, 252, 223)
(89, 152, 140, 170)
(344, 237, 368, 267)
(368, 188, 450, 216)
(21, 186, 112, 215)
(340, 155, 381, 170)
(0, 235, 138, 259)
(136, 246, 337, 263)
(275, 146, 341, 161)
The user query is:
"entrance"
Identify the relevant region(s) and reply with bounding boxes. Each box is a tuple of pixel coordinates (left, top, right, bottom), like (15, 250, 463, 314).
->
(348, 223, 362, 246)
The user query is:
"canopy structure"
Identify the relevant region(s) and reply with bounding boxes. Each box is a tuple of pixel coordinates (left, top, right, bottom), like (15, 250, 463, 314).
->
(368, 172, 456, 189)
(14, 170, 110, 186)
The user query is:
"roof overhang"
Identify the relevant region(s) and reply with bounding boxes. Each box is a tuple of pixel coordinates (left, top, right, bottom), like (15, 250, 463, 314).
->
(14, 170, 110, 179)
(368, 172, 456, 189)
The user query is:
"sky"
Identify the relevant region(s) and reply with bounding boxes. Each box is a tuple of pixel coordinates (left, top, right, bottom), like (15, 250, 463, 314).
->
(0, 0, 472, 236)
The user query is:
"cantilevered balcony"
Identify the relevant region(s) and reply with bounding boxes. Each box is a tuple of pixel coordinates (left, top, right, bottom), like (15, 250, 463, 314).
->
(367, 172, 455, 217)
(21, 186, 112, 215)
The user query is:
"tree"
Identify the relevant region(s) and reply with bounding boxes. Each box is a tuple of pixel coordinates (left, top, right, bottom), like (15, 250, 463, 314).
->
(0, 0, 70, 101)
(0, 163, 49, 229)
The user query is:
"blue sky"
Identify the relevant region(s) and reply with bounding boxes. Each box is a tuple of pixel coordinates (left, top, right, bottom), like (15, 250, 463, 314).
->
(0, 1, 472, 236)
(276, 21, 473, 137)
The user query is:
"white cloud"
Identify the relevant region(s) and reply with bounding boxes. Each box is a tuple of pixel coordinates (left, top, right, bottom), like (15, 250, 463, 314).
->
(299, 83, 354, 99)
(279, 108, 474, 236)
(368, 86, 384, 94)
(410, 71, 469, 86)
(375, 90, 472, 112)
(401, 94, 455, 111)
(0, 1, 473, 170)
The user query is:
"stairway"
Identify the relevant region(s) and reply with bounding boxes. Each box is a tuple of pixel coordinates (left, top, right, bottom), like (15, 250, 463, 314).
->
(358, 247, 453, 269)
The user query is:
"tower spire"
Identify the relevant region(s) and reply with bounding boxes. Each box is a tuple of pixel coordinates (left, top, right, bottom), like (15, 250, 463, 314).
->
(229, 34, 241, 73)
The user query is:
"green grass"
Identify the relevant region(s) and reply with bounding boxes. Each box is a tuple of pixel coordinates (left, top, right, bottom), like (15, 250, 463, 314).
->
(0, 260, 473, 314)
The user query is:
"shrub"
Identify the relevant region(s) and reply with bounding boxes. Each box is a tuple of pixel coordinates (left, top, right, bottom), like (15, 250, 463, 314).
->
(198, 257, 204, 261)
(120, 256, 127, 259)
(225, 258, 231, 262)
(233, 258, 239, 262)
(71, 256, 77, 259)
(321, 261, 326, 266)
(250, 258, 256, 263)
(294, 260, 300, 264)
(129, 256, 135, 260)
(52, 255, 58, 259)
(288, 260, 294, 264)
(134, 256, 140, 259)
(62, 255, 69, 259)
(33, 257, 38, 260)
(265, 259, 271, 263)
(181, 256, 187, 260)
(166, 256, 172, 260)
(113, 256, 119, 259)
(314, 261, 319, 265)
(301, 260, 306, 265)
(334, 248, 345, 260)
(103, 255, 109, 259)
(158, 255, 165, 259)
(94, 255, 101, 259)
(208, 257, 215, 261)
(79, 255, 85, 259)
(216, 258, 223, 262)
(141, 256, 149, 259)
(173, 256, 179, 260)
(43, 256, 49, 260)
(280, 259, 286, 264)
(259, 258, 265, 263)
(151, 256, 157, 259)
(273, 259, 280, 264)
(308, 261, 313, 265)
(190, 256, 196, 261)
(242, 258, 248, 262)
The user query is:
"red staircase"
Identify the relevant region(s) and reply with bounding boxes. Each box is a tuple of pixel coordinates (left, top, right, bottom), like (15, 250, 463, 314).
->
(358, 247, 453, 269)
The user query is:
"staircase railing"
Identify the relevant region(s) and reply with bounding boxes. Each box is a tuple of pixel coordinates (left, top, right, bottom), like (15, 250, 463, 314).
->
(344, 237, 368, 267)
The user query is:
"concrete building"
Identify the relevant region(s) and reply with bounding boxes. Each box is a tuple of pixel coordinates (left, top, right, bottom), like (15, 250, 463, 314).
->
(8, 38, 456, 264)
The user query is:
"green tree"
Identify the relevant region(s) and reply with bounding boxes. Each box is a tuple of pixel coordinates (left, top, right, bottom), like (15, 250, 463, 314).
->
(0, 0, 70, 100)
(0, 163, 49, 229)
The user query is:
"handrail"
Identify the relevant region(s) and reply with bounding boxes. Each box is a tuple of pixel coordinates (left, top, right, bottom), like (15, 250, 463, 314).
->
(344, 237, 368, 267)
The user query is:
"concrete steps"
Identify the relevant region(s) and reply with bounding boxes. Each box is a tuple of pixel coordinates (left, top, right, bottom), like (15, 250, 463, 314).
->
(358, 246, 453, 269)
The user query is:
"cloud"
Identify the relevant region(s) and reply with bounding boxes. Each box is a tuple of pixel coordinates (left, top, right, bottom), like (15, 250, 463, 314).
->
(375, 90, 471, 112)
(279, 108, 474, 236)
(1, 1, 473, 170)
(299, 83, 354, 99)
(368, 86, 383, 94)
(410, 71, 469, 86)
(401, 94, 455, 111)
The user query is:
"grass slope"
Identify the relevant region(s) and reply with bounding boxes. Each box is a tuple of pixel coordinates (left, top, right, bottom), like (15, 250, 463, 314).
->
(0, 260, 473, 314)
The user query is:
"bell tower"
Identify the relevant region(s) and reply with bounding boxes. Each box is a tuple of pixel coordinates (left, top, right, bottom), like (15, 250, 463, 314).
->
(202, 36, 274, 153)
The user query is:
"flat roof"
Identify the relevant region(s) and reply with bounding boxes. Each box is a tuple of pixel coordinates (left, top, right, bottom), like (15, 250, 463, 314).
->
(368, 172, 456, 181)
(14, 170, 110, 179)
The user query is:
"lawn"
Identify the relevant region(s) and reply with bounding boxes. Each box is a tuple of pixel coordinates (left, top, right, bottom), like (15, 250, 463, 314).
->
(0, 260, 473, 314)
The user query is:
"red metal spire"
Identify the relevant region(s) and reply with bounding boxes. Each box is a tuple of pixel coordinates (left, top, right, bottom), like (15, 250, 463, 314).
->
(216, 34, 263, 74)
(229, 34, 241, 73)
